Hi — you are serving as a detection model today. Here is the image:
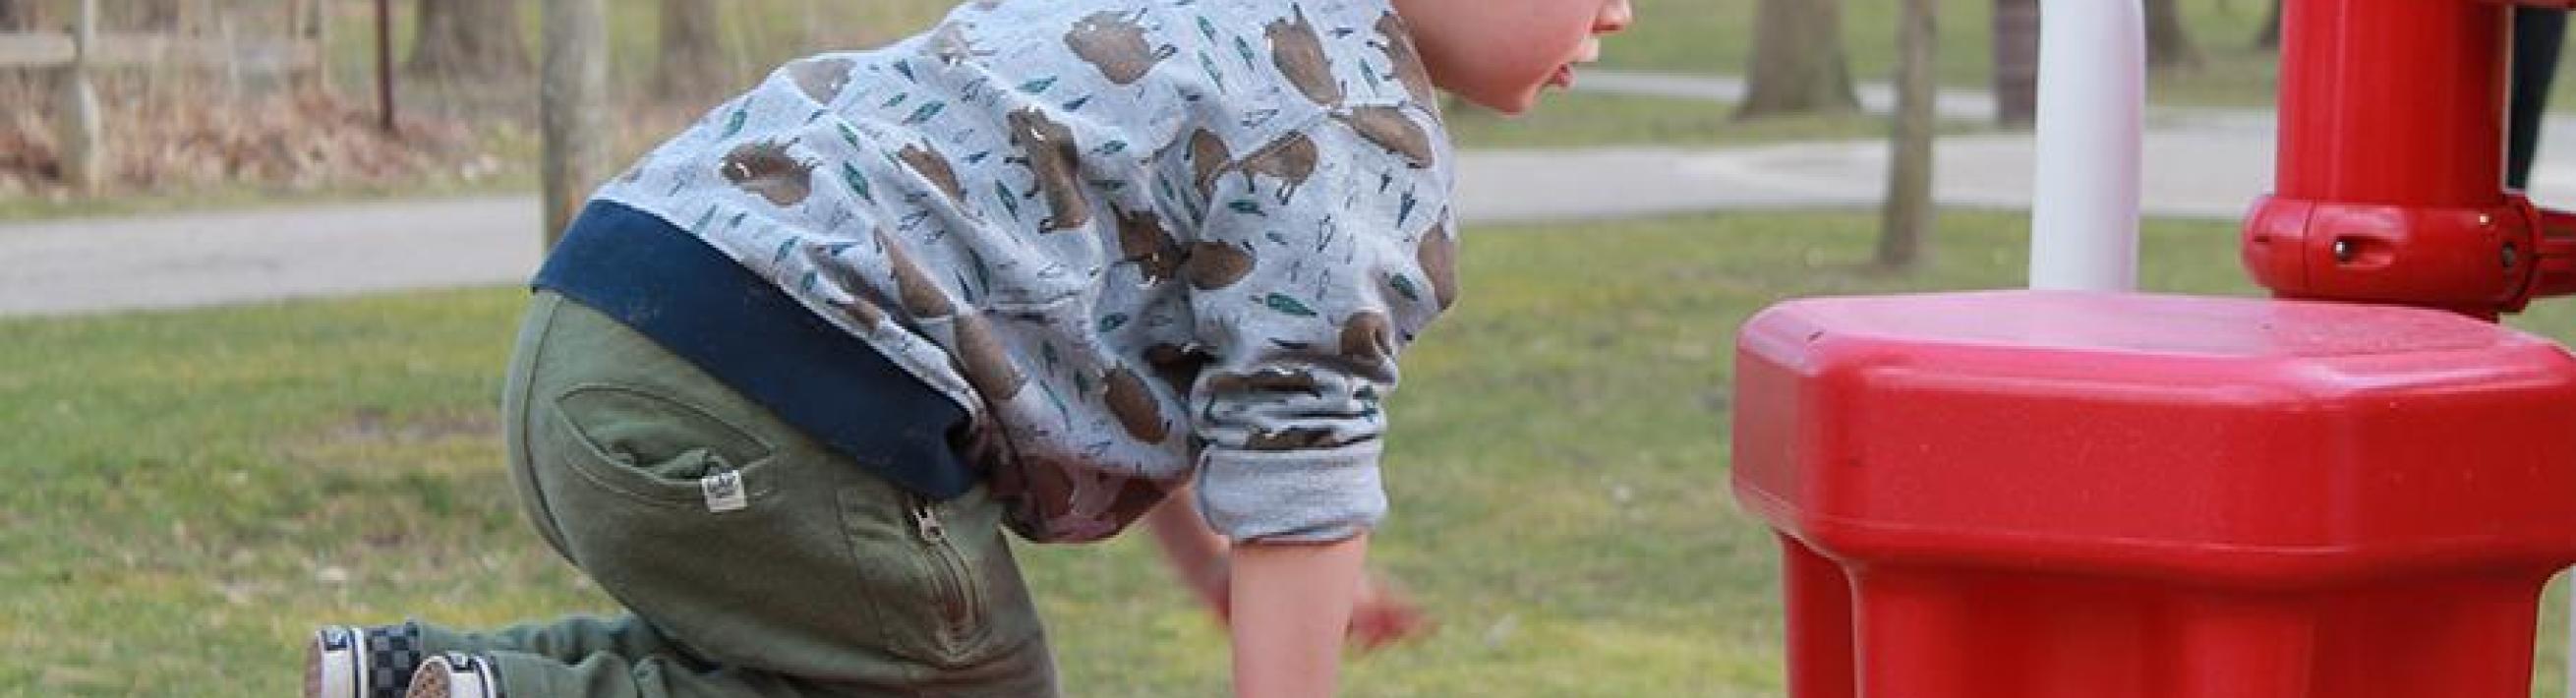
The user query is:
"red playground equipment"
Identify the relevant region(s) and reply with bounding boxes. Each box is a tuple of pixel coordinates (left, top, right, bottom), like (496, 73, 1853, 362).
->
(1732, 0, 2576, 696)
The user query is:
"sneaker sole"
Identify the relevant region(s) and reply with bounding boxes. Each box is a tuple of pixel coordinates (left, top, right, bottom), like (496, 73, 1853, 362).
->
(403, 664, 446, 698)
(407, 653, 498, 698)
(307, 626, 368, 698)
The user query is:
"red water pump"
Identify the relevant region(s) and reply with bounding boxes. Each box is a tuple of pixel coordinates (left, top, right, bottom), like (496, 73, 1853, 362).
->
(2245, 0, 2576, 317)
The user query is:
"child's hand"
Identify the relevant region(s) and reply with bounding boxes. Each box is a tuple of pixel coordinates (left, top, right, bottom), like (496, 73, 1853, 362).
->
(1188, 564, 1429, 652)
(1345, 569, 1432, 652)
(1142, 487, 1429, 649)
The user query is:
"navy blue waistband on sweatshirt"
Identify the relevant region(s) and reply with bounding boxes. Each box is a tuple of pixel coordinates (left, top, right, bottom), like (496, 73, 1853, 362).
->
(534, 200, 977, 499)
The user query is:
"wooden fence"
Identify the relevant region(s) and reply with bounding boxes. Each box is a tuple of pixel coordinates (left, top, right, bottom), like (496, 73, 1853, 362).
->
(2, 0, 326, 192)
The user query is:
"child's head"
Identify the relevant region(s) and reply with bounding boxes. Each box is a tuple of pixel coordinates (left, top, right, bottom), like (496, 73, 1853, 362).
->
(1389, 0, 1634, 115)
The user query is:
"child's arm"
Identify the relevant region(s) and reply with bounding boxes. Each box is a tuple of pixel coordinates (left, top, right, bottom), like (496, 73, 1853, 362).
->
(1148, 487, 1434, 652)
(1229, 535, 1370, 698)
(1166, 89, 1452, 696)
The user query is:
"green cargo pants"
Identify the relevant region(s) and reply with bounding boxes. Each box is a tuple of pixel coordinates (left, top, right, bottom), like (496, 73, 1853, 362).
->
(410, 292, 1056, 697)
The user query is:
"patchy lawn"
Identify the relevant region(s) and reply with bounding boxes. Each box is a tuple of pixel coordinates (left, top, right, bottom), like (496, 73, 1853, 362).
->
(9, 209, 2576, 695)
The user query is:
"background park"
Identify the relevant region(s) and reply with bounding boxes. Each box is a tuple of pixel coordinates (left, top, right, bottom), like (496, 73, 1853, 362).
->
(10, 0, 2576, 695)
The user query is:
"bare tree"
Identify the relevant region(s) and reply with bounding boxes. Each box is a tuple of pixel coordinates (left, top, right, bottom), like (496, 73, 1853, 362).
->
(655, 0, 732, 104)
(1739, 0, 1859, 119)
(0, 0, 45, 31)
(117, 0, 185, 31)
(2145, 0, 2203, 70)
(1992, 0, 2038, 128)
(410, 0, 533, 84)
(1883, 0, 1937, 268)
(544, 0, 611, 248)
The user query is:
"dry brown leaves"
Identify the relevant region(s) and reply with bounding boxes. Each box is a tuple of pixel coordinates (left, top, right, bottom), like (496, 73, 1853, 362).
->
(0, 73, 474, 199)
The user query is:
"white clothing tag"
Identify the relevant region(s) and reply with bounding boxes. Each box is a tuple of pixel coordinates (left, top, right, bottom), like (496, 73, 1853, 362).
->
(701, 470, 748, 513)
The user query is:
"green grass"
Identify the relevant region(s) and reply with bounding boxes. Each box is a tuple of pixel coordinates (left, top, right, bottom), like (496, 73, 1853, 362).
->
(1610, 0, 2576, 110)
(1451, 92, 1980, 149)
(11, 208, 2576, 695)
(1612, 0, 2288, 106)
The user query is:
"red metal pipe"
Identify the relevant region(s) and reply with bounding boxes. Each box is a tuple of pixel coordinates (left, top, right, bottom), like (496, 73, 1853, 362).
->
(2275, 0, 2509, 207)
(2241, 0, 2565, 317)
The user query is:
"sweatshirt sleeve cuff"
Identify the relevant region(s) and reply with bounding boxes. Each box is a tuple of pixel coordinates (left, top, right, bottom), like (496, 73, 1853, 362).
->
(1195, 441, 1387, 543)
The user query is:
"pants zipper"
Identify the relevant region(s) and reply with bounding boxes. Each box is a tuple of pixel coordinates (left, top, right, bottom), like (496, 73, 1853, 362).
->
(908, 494, 983, 642)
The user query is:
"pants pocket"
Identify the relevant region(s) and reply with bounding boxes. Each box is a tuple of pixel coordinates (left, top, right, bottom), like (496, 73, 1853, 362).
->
(548, 382, 778, 510)
(839, 481, 1046, 669)
(526, 380, 890, 678)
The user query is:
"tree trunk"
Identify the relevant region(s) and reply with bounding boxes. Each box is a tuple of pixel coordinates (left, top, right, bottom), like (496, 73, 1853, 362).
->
(543, 0, 611, 250)
(57, 0, 103, 194)
(1738, 0, 1859, 119)
(116, 0, 185, 31)
(0, 0, 46, 31)
(1992, 0, 2038, 128)
(2254, 0, 2283, 50)
(1882, 0, 1937, 268)
(654, 0, 732, 104)
(2145, 0, 2203, 70)
(410, 0, 532, 84)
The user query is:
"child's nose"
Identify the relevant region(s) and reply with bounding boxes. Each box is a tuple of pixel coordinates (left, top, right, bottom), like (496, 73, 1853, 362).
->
(1595, 0, 1634, 34)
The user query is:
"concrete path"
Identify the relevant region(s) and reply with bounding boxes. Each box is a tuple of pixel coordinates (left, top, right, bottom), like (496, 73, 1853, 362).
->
(0, 197, 544, 317)
(1575, 71, 2002, 122)
(0, 145, 1889, 317)
(15, 69, 2576, 317)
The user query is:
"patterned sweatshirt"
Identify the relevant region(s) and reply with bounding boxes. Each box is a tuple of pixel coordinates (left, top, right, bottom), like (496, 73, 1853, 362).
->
(577, 0, 1456, 543)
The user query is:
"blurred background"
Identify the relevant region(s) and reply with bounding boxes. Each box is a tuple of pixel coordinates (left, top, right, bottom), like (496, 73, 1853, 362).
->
(11, 1, 2576, 696)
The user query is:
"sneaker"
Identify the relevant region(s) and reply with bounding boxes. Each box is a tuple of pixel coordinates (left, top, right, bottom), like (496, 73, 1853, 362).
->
(307, 624, 429, 698)
(405, 652, 501, 698)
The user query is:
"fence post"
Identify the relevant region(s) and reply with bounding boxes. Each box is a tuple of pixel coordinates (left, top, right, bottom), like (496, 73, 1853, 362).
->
(541, 0, 609, 250)
(374, 0, 394, 133)
(54, 0, 103, 194)
(291, 0, 328, 93)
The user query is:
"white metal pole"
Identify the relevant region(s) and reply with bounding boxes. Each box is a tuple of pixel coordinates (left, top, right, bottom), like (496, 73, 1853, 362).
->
(2028, 0, 2143, 291)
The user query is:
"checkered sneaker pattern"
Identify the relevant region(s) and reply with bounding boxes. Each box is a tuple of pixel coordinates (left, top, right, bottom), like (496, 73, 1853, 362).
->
(306, 623, 425, 698)
(363, 623, 425, 698)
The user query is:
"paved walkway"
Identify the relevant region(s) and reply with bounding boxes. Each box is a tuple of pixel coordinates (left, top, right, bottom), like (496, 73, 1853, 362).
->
(16, 70, 2576, 317)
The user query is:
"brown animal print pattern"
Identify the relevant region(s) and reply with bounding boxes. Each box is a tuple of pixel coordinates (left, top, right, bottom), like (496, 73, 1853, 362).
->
(1231, 133, 1320, 204)
(875, 228, 958, 319)
(786, 57, 853, 103)
(896, 142, 968, 209)
(1180, 241, 1256, 290)
(834, 295, 888, 327)
(1336, 106, 1434, 168)
(590, 0, 1456, 543)
(1340, 311, 1393, 363)
(1267, 6, 1342, 107)
(1101, 366, 1168, 443)
(1419, 214, 1459, 311)
(1376, 12, 1436, 107)
(1188, 129, 1233, 198)
(719, 141, 815, 206)
(929, 23, 990, 67)
(952, 312, 1027, 400)
(1115, 206, 1185, 284)
(1007, 107, 1091, 232)
(1066, 10, 1169, 85)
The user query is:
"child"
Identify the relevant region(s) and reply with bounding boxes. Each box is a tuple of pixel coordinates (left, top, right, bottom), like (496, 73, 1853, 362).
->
(306, 0, 1629, 695)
